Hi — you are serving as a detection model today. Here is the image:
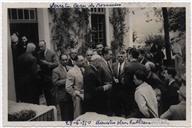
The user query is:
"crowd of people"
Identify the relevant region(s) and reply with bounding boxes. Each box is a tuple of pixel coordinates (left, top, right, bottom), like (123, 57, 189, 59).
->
(11, 32, 186, 121)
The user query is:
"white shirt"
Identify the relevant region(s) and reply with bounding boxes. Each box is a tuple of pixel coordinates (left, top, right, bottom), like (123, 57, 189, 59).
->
(135, 82, 158, 118)
(117, 61, 125, 75)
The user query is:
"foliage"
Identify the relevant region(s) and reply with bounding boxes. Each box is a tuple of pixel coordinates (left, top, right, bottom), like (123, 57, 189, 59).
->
(49, 8, 90, 55)
(145, 34, 165, 48)
(110, 8, 126, 53)
(168, 8, 185, 32)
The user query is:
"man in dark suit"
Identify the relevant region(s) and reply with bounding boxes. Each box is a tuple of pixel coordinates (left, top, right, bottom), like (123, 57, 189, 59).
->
(124, 49, 146, 116)
(84, 56, 112, 115)
(161, 68, 180, 112)
(38, 40, 58, 105)
(112, 50, 129, 116)
(16, 43, 40, 104)
(52, 54, 73, 121)
(102, 48, 114, 82)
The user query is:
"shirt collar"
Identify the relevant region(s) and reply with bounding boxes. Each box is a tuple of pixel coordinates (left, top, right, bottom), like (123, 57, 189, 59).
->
(168, 79, 175, 86)
(136, 82, 146, 90)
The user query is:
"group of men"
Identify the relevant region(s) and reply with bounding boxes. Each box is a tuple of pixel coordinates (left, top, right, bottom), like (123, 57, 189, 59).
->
(11, 33, 186, 121)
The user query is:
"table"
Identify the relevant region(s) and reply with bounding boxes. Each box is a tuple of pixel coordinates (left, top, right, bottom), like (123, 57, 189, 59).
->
(8, 100, 57, 121)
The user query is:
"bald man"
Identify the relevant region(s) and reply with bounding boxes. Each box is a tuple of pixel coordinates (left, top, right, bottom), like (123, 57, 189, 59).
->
(16, 43, 40, 104)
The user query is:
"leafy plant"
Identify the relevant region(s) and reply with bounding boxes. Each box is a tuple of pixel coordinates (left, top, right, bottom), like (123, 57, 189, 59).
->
(110, 8, 126, 54)
(49, 8, 90, 55)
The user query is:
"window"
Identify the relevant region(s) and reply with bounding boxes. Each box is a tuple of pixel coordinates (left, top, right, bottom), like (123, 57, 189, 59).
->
(8, 8, 37, 23)
(90, 8, 106, 46)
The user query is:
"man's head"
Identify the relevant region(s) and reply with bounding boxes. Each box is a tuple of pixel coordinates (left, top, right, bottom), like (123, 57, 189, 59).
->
(26, 43, 36, 53)
(117, 50, 126, 64)
(162, 68, 176, 81)
(103, 47, 113, 61)
(70, 48, 78, 60)
(60, 54, 68, 66)
(145, 61, 155, 74)
(130, 49, 139, 60)
(75, 55, 85, 67)
(39, 40, 46, 52)
(133, 69, 146, 86)
(11, 32, 19, 43)
(138, 49, 145, 61)
(21, 36, 28, 43)
(96, 43, 104, 55)
(86, 49, 93, 62)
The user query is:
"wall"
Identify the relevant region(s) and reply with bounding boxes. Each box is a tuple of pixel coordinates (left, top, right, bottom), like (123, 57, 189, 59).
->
(37, 9, 52, 49)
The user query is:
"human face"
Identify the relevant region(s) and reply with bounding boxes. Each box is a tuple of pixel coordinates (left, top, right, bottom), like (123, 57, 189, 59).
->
(11, 33, 19, 43)
(117, 53, 125, 63)
(76, 56, 84, 67)
(96, 44, 103, 55)
(22, 36, 28, 43)
(39, 41, 46, 52)
(162, 70, 169, 80)
(70, 49, 78, 60)
(86, 50, 93, 61)
(60, 55, 68, 66)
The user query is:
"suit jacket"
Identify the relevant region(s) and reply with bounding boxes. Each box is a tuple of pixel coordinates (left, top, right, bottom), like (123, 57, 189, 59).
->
(124, 60, 146, 91)
(16, 53, 40, 101)
(65, 65, 84, 97)
(113, 61, 128, 85)
(84, 64, 112, 114)
(101, 58, 113, 83)
(52, 65, 72, 103)
(38, 49, 58, 81)
(146, 72, 166, 92)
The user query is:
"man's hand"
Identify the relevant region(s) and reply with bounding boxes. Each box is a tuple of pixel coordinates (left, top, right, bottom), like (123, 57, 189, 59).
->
(103, 83, 112, 91)
(40, 59, 48, 65)
(74, 90, 80, 96)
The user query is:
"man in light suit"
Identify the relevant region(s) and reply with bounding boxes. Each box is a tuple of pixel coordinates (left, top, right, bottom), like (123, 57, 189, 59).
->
(112, 50, 129, 116)
(38, 40, 58, 105)
(52, 54, 73, 121)
(66, 55, 85, 119)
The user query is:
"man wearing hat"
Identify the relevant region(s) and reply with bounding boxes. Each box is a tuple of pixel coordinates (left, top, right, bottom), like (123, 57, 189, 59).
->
(160, 75, 186, 120)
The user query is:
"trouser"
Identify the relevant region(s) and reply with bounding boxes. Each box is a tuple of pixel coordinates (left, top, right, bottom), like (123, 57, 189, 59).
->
(44, 87, 55, 106)
(112, 89, 131, 117)
(72, 96, 82, 119)
(59, 100, 74, 121)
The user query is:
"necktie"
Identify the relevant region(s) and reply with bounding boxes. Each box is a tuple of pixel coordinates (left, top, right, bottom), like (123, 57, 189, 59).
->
(118, 63, 122, 78)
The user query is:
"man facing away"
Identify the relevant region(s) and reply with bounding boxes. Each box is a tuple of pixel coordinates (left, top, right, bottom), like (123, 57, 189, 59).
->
(66, 55, 85, 119)
(133, 69, 158, 118)
(37, 40, 58, 105)
(83, 55, 113, 115)
(124, 49, 146, 116)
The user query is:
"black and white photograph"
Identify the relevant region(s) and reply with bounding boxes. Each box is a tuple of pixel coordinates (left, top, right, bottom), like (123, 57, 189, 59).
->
(2, 2, 191, 127)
